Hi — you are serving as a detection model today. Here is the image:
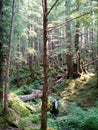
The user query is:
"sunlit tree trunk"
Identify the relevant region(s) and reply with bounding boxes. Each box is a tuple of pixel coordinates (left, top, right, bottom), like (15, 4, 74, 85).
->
(41, 0, 48, 130)
(28, 25, 35, 79)
(4, 0, 15, 114)
(0, 0, 4, 102)
(75, 22, 81, 75)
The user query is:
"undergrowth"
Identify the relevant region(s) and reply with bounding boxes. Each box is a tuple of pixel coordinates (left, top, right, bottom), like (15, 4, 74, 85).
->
(48, 101, 98, 130)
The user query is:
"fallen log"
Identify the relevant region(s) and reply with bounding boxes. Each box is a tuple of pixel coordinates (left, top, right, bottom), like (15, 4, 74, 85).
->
(18, 89, 42, 101)
(8, 89, 42, 102)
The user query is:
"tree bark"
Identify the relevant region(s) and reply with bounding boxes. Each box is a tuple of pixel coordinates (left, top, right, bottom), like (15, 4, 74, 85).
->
(28, 26, 35, 79)
(66, 18, 74, 78)
(75, 22, 82, 75)
(8, 89, 42, 101)
(96, 23, 98, 85)
(41, 0, 48, 130)
(4, 0, 16, 114)
(0, 0, 3, 102)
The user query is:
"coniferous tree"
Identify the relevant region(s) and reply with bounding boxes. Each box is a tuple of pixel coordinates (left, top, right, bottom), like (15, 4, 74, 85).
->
(41, 0, 48, 129)
(4, 0, 16, 114)
(0, 0, 4, 102)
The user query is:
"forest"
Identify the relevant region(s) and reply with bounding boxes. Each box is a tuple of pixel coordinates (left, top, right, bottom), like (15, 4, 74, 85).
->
(0, 0, 98, 130)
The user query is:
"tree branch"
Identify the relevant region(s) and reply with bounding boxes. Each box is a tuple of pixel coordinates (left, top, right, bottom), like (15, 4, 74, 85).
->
(47, 0, 60, 16)
(48, 11, 92, 31)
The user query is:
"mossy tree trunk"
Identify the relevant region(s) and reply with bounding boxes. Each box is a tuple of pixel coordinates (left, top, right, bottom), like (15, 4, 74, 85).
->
(75, 22, 82, 75)
(74, 2, 81, 76)
(4, 0, 16, 114)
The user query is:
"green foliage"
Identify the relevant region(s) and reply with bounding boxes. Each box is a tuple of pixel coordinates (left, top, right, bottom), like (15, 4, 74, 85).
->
(80, 115, 98, 130)
(57, 79, 71, 91)
(84, 75, 97, 88)
(29, 80, 40, 89)
(18, 117, 32, 128)
(48, 120, 59, 130)
(7, 108, 20, 125)
(9, 97, 30, 117)
(48, 101, 98, 130)
(0, 103, 6, 127)
(95, 101, 98, 108)
(15, 85, 32, 95)
(29, 114, 40, 123)
(0, 117, 6, 127)
(18, 114, 40, 128)
(0, 103, 4, 113)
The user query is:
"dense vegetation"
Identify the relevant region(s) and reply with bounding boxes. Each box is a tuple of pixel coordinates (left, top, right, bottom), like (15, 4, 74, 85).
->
(0, 73, 98, 130)
(0, 0, 98, 130)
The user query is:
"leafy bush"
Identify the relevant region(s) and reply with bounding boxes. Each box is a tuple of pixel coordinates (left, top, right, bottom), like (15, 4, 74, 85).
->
(29, 80, 40, 89)
(48, 120, 59, 130)
(29, 114, 40, 123)
(15, 85, 32, 95)
(80, 115, 98, 130)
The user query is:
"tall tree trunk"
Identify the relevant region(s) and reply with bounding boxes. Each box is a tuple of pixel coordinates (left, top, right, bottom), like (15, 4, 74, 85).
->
(75, 22, 81, 75)
(0, 0, 3, 102)
(41, 0, 48, 130)
(74, 1, 81, 76)
(28, 25, 34, 79)
(96, 22, 98, 85)
(66, 18, 74, 78)
(4, 0, 15, 114)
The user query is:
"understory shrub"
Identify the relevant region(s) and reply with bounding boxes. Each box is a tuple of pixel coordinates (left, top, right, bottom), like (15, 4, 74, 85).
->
(48, 102, 98, 130)
(15, 85, 32, 95)
(29, 114, 40, 123)
(80, 115, 98, 130)
(29, 80, 40, 89)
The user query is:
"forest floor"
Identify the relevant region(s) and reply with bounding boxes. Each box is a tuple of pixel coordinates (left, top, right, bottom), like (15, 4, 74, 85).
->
(0, 72, 98, 130)
(61, 73, 98, 107)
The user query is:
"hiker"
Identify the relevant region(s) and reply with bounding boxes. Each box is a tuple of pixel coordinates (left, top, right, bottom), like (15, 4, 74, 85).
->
(50, 98, 59, 117)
